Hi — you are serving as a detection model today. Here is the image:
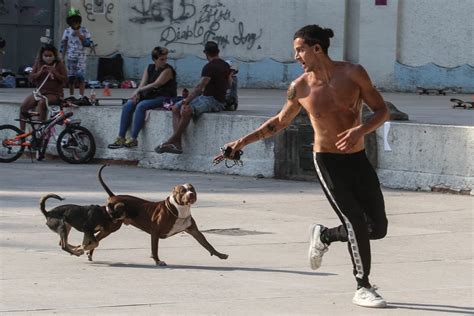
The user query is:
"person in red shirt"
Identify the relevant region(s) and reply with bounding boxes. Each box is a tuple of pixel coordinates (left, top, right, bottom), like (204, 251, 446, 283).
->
(19, 44, 67, 131)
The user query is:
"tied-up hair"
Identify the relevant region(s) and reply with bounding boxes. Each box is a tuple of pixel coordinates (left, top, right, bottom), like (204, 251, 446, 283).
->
(294, 25, 334, 54)
(151, 46, 169, 60)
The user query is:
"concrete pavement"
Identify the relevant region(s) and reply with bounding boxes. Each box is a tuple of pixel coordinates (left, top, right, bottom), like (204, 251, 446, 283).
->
(0, 161, 472, 315)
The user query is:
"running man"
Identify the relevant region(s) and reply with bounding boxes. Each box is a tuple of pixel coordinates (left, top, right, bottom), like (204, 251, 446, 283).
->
(224, 25, 390, 308)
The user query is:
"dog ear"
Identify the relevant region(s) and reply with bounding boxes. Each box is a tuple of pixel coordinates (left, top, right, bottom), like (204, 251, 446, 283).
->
(114, 202, 125, 212)
(171, 185, 183, 205)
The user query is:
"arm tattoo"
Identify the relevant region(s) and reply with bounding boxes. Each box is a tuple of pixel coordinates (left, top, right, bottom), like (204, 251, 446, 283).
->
(266, 124, 277, 134)
(287, 82, 296, 100)
(256, 123, 277, 140)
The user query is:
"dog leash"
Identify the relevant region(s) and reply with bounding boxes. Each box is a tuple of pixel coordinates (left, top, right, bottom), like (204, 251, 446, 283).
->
(212, 146, 243, 168)
(32, 72, 51, 101)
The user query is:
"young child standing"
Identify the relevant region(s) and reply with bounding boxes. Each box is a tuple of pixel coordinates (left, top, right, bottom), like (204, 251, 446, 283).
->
(60, 7, 92, 102)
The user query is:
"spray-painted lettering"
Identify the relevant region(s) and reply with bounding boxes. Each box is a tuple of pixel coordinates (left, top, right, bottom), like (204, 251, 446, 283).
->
(129, 0, 262, 50)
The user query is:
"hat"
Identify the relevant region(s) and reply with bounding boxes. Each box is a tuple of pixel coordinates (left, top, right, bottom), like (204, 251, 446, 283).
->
(204, 41, 219, 55)
(66, 7, 82, 25)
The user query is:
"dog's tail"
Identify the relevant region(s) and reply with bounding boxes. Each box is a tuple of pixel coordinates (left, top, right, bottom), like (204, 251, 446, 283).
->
(40, 194, 64, 217)
(98, 164, 115, 197)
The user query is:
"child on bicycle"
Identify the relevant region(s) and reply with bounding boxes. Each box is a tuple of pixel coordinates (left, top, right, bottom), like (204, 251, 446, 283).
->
(19, 44, 67, 131)
(60, 7, 92, 103)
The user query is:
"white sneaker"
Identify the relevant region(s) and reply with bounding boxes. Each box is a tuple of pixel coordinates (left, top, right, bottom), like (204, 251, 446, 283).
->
(308, 224, 328, 270)
(352, 286, 387, 308)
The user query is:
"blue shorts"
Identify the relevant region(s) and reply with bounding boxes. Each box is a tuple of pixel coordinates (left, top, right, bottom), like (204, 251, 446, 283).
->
(175, 95, 225, 117)
(66, 55, 86, 82)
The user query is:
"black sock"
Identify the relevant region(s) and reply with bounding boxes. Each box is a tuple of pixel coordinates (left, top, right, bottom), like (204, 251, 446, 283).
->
(320, 227, 331, 245)
(356, 277, 371, 289)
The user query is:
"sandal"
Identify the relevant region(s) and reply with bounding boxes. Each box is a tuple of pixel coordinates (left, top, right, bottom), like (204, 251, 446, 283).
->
(154, 143, 183, 154)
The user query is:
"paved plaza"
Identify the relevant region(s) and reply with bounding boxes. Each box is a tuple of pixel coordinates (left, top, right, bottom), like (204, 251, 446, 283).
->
(0, 161, 472, 315)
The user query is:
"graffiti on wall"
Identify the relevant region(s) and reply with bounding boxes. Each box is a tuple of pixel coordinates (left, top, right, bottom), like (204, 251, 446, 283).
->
(82, 0, 114, 23)
(129, 0, 262, 50)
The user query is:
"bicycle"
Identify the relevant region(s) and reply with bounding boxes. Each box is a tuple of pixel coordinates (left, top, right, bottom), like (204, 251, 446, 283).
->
(0, 90, 96, 164)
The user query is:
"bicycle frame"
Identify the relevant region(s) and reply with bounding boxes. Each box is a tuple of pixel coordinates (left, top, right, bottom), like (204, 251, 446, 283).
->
(3, 130, 34, 148)
(2, 72, 95, 164)
(13, 93, 75, 156)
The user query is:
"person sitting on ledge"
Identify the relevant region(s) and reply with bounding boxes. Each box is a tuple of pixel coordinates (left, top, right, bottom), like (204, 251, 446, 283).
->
(154, 41, 231, 154)
(108, 46, 177, 149)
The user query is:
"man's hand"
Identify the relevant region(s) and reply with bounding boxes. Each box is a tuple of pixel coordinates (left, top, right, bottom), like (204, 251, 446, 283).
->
(336, 125, 364, 152)
(224, 139, 246, 159)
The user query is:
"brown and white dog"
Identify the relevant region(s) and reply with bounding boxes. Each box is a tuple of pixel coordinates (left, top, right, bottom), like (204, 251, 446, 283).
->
(97, 165, 228, 266)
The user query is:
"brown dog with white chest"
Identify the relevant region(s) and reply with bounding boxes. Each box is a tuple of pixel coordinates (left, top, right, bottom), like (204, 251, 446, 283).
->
(97, 165, 228, 266)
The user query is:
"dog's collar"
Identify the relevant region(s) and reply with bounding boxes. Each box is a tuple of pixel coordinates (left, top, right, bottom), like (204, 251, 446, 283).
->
(167, 195, 191, 219)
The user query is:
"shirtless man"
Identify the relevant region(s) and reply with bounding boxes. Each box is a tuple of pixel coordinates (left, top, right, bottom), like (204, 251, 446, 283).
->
(225, 25, 390, 308)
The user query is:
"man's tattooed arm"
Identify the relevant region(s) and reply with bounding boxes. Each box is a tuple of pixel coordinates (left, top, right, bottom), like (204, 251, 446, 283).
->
(254, 82, 300, 140)
(256, 121, 278, 140)
(232, 81, 301, 146)
(287, 81, 296, 100)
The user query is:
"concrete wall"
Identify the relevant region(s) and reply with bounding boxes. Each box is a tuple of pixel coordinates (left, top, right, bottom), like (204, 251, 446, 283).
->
(397, 0, 473, 67)
(3, 0, 472, 91)
(70, 0, 346, 88)
(61, 0, 473, 91)
(350, 0, 399, 89)
(377, 122, 473, 194)
(1, 104, 472, 194)
(395, 0, 474, 91)
(0, 103, 274, 177)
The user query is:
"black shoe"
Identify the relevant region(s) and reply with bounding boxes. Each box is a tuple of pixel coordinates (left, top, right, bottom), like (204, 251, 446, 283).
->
(78, 96, 92, 106)
(64, 96, 78, 102)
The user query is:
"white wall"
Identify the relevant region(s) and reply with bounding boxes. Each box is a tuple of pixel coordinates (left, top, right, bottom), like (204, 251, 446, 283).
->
(72, 0, 346, 62)
(398, 0, 474, 67)
(67, 0, 473, 91)
(357, 0, 399, 89)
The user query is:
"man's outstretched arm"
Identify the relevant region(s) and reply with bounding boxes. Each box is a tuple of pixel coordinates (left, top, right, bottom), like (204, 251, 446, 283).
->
(226, 82, 302, 156)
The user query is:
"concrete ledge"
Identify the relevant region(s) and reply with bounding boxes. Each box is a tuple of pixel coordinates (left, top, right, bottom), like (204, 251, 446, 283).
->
(376, 122, 473, 194)
(0, 103, 276, 177)
(1, 103, 472, 194)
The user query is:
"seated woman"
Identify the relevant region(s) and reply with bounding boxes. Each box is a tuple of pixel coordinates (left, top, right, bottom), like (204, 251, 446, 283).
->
(108, 46, 177, 149)
(19, 44, 67, 131)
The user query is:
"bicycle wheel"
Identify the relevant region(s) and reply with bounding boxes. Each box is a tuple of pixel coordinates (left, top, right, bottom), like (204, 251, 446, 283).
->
(0, 125, 26, 163)
(56, 125, 96, 164)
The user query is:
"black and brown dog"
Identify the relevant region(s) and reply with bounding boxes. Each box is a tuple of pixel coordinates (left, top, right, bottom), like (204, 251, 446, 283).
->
(98, 165, 228, 266)
(40, 194, 116, 258)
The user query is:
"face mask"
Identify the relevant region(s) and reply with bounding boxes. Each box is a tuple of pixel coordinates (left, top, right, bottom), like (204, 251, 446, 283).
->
(43, 56, 55, 64)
